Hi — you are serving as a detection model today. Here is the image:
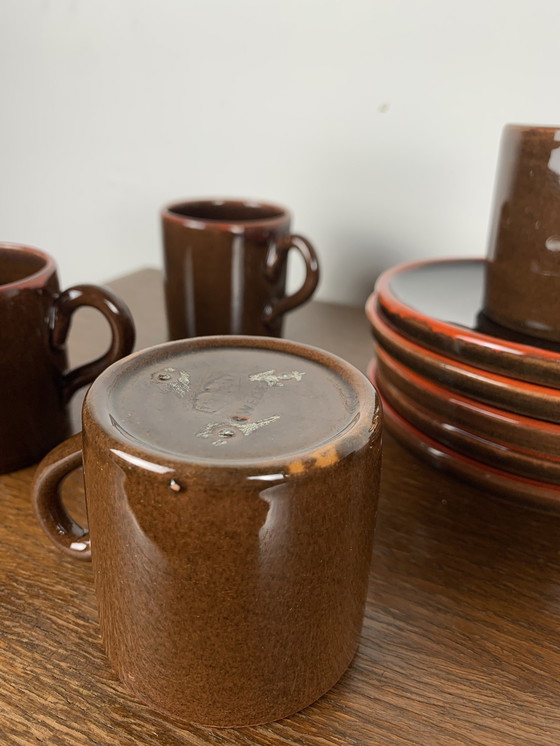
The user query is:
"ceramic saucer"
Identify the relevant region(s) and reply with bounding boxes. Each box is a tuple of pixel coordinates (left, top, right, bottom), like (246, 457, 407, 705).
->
(368, 302, 560, 423)
(368, 258, 560, 388)
(374, 345, 560, 457)
(373, 381, 560, 510)
(371, 359, 560, 485)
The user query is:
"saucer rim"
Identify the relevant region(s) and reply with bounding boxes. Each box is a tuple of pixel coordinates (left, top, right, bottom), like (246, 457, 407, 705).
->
(368, 301, 560, 423)
(374, 378, 560, 510)
(370, 359, 560, 484)
(368, 257, 560, 388)
(374, 344, 560, 437)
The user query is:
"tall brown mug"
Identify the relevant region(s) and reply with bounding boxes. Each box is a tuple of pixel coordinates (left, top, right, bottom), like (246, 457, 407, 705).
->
(32, 335, 382, 727)
(162, 198, 320, 339)
(483, 124, 560, 342)
(0, 243, 135, 473)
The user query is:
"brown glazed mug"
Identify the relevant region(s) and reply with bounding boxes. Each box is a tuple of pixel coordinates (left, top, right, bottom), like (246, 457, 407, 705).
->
(484, 124, 560, 342)
(32, 335, 382, 727)
(0, 243, 135, 473)
(161, 198, 320, 339)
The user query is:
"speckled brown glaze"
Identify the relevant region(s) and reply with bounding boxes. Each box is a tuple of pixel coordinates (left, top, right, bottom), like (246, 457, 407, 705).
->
(162, 199, 319, 339)
(369, 302, 560, 424)
(0, 243, 135, 473)
(32, 336, 382, 727)
(484, 124, 560, 342)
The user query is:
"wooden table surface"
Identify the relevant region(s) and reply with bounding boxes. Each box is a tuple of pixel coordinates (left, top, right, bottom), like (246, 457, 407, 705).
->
(2, 269, 560, 745)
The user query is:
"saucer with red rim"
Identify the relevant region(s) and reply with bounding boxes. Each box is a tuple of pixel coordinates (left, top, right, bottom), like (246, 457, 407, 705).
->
(371, 358, 560, 485)
(374, 345, 560, 456)
(368, 301, 560, 424)
(369, 258, 560, 388)
(373, 384, 560, 510)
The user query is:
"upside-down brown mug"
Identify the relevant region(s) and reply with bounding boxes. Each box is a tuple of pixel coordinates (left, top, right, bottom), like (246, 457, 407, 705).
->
(484, 124, 560, 342)
(0, 243, 135, 473)
(32, 335, 382, 727)
(161, 198, 320, 339)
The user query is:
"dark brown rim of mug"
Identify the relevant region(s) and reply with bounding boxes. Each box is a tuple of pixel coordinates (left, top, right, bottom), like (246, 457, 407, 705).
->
(84, 335, 381, 473)
(162, 198, 292, 231)
(0, 242, 56, 291)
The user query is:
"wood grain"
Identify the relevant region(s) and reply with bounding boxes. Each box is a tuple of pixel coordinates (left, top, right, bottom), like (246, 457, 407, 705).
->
(2, 269, 560, 744)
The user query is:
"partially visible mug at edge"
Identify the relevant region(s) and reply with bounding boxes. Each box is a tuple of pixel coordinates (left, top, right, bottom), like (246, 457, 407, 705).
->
(0, 242, 135, 473)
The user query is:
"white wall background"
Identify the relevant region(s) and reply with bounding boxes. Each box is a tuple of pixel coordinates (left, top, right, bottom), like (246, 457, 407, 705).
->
(1, 0, 559, 306)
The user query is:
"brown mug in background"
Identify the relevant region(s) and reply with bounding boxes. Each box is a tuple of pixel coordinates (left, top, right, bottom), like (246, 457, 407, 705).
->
(0, 243, 135, 473)
(483, 124, 560, 342)
(161, 198, 320, 339)
(32, 335, 381, 727)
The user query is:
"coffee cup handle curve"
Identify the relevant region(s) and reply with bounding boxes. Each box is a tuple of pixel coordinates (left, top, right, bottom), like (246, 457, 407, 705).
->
(51, 284, 136, 404)
(264, 234, 320, 326)
(31, 433, 91, 561)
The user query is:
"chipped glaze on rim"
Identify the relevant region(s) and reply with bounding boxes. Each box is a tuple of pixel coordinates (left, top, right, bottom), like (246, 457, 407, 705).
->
(85, 335, 381, 474)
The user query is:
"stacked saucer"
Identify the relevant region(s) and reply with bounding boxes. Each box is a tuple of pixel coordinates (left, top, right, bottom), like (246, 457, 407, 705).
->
(365, 257, 560, 507)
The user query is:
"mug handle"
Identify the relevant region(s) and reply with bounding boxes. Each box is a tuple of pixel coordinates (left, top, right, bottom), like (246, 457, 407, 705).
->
(31, 433, 91, 561)
(50, 284, 136, 404)
(264, 234, 320, 327)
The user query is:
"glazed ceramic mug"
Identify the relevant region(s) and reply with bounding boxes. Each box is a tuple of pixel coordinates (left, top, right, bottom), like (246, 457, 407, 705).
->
(32, 335, 382, 727)
(0, 243, 135, 473)
(161, 198, 320, 339)
(484, 124, 560, 342)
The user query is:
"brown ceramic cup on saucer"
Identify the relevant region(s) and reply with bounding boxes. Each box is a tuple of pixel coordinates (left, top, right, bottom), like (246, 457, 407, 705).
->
(484, 124, 560, 342)
(0, 243, 135, 473)
(32, 335, 381, 727)
(161, 198, 319, 339)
